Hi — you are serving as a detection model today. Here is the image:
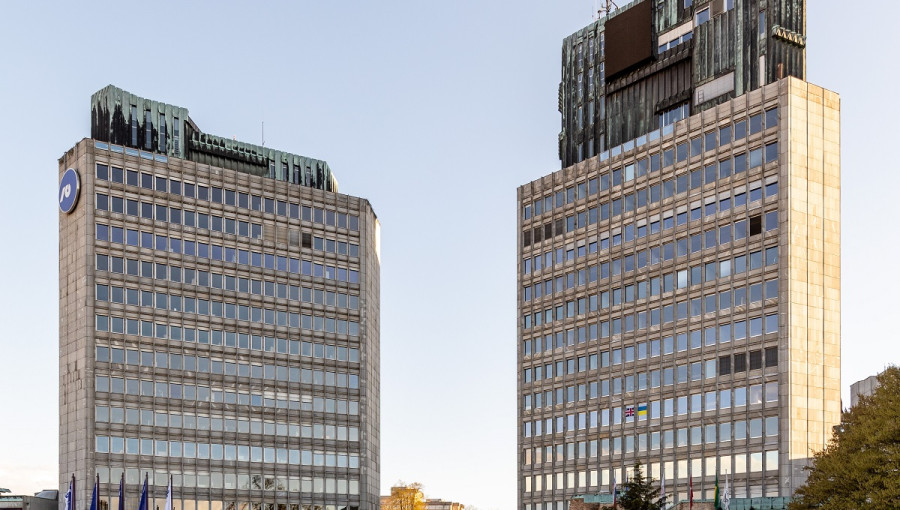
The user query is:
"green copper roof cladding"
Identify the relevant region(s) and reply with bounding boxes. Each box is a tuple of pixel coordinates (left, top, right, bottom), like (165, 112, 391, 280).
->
(90, 85, 337, 192)
(558, 0, 806, 167)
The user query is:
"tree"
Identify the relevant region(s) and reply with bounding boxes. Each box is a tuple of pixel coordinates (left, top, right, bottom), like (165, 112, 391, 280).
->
(382, 482, 426, 510)
(604, 462, 667, 510)
(789, 366, 900, 510)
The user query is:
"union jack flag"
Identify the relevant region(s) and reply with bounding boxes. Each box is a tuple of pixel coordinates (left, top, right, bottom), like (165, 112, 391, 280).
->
(625, 405, 635, 417)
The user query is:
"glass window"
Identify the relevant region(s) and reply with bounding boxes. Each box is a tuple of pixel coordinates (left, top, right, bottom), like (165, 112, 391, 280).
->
(704, 131, 717, 151)
(690, 137, 702, 157)
(720, 125, 732, 145)
(765, 107, 778, 129)
(696, 8, 710, 24)
(750, 147, 763, 168)
(749, 113, 763, 135)
(735, 120, 747, 140)
(676, 143, 688, 163)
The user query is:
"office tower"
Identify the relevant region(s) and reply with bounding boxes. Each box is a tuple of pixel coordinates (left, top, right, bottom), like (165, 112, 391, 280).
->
(60, 85, 380, 510)
(849, 375, 880, 408)
(517, 2, 840, 505)
(557, 0, 807, 167)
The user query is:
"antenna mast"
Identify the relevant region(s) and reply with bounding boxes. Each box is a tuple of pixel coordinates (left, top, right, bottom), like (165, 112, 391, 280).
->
(598, 0, 619, 19)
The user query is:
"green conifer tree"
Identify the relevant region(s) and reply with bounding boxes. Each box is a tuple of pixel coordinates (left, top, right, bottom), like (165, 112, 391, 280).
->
(607, 462, 667, 510)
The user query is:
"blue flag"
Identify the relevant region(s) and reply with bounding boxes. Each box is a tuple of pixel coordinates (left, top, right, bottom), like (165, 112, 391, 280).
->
(118, 473, 124, 510)
(90, 476, 98, 510)
(64, 476, 74, 510)
(138, 475, 148, 510)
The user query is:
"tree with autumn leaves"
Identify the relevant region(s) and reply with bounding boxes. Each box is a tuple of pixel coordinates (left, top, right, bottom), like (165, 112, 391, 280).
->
(382, 483, 426, 510)
(789, 366, 900, 509)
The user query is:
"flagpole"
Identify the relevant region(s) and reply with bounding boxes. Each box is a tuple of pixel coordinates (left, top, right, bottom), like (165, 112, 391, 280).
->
(163, 476, 173, 510)
(65, 475, 72, 510)
(722, 469, 731, 510)
(612, 471, 617, 510)
(90, 474, 98, 510)
(714, 472, 720, 510)
(118, 472, 124, 510)
(139, 472, 148, 510)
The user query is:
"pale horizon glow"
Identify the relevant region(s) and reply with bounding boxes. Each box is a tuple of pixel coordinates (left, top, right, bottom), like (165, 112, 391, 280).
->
(0, 2, 899, 510)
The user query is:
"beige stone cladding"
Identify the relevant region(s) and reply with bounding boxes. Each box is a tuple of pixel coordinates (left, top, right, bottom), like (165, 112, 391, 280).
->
(780, 80, 840, 494)
(516, 77, 840, 509)
(58, 139, 380, 510)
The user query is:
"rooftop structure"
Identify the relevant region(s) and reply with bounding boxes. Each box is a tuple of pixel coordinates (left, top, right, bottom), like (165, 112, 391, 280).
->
(90, 85, 337, 191)
(558, 0, 806, 167)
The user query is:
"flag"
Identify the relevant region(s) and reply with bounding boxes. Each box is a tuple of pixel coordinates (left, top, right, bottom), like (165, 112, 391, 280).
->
(164, 476, 173, 510)
(637, 403, 648, 418)
(625, 405, 635, 418)
(90, 475, 99, 510)
(138, 474, 148, 510)
(64, 476, 74, 510)
(714, 474, 721, 510)
(118, 473, 125, 510)
(612, 472, 618, 509)
(722, 471, 731, 510)
(689, 470, 694, 510)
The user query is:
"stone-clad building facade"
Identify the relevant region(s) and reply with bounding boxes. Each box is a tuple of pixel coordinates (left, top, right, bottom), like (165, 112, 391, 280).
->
(60, 86, 380, 510)
(517, 78, 839, 508)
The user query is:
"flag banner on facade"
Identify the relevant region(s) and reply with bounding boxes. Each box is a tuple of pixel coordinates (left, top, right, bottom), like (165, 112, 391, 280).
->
(90, 475, 99, 510)
(138, 474, 148, 510)
(624, 405, 635, 418)
(637, 403, 648, 418)
(164, 476, 173, 510)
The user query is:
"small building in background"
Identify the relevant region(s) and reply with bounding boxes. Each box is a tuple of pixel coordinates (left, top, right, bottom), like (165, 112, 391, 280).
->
(569, 493, 613, 510)
(380, 486, 464, 510)
(850, 374, 881, 408)
(425, 498, 464, 510)
(0, 491, 58, 510)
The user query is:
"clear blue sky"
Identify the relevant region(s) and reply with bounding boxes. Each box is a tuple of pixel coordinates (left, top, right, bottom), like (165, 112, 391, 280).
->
(0, 2, 898, 509)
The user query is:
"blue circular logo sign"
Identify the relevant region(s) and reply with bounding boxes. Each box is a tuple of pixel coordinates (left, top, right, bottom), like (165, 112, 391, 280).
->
(58, 168, 80, 214)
